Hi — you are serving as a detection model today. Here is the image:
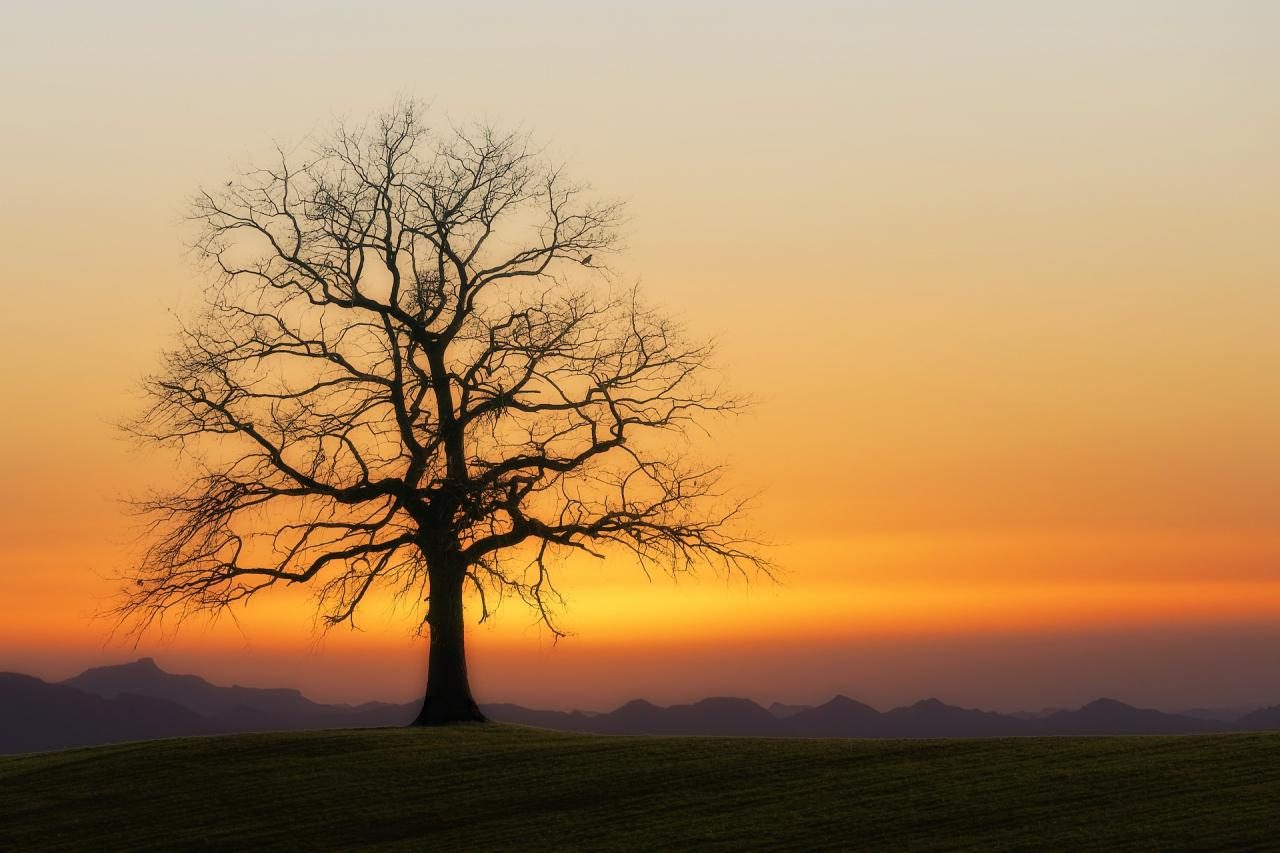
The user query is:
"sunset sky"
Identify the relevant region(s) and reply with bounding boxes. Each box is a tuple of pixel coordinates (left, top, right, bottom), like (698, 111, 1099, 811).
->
(2, 1, 1278, 713)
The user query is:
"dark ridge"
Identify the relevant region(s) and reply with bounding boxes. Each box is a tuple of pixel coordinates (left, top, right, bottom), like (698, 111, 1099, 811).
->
(783, 694, 882, 737)
(1238, 705, 1280, 731)
(63, 659, 328, 719)
(0, 659, 1270, 755)
(1035, 698, 1229, 736)
(0, 672, 210, 753)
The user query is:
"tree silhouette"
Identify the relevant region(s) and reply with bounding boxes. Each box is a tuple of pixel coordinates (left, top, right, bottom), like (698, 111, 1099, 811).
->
(122, 104, 764, 724)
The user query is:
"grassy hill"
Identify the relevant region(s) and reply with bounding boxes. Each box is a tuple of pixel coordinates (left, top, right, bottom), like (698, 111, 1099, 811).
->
(2, 726, 1279, 851)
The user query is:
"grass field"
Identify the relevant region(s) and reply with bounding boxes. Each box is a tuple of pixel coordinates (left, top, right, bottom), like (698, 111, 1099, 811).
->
(2, 726, 1278, 851)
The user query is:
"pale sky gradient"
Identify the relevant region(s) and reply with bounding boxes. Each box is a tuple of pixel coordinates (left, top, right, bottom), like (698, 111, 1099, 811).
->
(1, 1, 1278, 711)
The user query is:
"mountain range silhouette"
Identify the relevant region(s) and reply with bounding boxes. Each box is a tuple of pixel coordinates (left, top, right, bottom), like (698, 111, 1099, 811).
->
(4, 658, 1276, 755)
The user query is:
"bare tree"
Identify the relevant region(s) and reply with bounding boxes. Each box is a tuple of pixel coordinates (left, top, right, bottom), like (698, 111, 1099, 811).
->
(123, 103, 764, 724)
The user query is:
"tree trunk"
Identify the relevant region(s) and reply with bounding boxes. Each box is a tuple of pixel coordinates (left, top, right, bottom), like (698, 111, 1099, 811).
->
(412, 564, 486, 725)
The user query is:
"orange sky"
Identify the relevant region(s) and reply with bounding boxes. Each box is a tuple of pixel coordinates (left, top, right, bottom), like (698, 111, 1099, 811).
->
(1, 1, 1279, 711)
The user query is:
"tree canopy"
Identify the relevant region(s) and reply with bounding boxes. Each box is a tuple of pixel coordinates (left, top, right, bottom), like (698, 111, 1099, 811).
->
(123, 103, 766, 722)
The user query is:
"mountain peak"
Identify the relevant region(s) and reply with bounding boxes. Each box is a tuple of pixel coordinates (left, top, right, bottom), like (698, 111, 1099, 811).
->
(62, 658, 327, 719)
(68, 657, 174, 685)
(614, 699, 661, 713)
(818, 694, 878, 713)
(768, 701, 814, 719)
(1080, 698, 1135, 713)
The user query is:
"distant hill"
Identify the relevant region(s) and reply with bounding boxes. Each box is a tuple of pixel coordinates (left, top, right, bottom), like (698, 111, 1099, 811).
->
(0, 673, 210, 753)
(882, 698, 1033, 737)
(587, 697, 783, 736)
(0, 658, 1272, 755)
(1, 661, 423, 755)
(61, 653, 414, 722)
(780, 695, 881, 736)
(1178, 705, 1259, 724)
(61, 657, 421, 730)
(1034, 698, 1229, 736)
(63, 657, 364, 720)
(1238, 705, 1280, 732)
